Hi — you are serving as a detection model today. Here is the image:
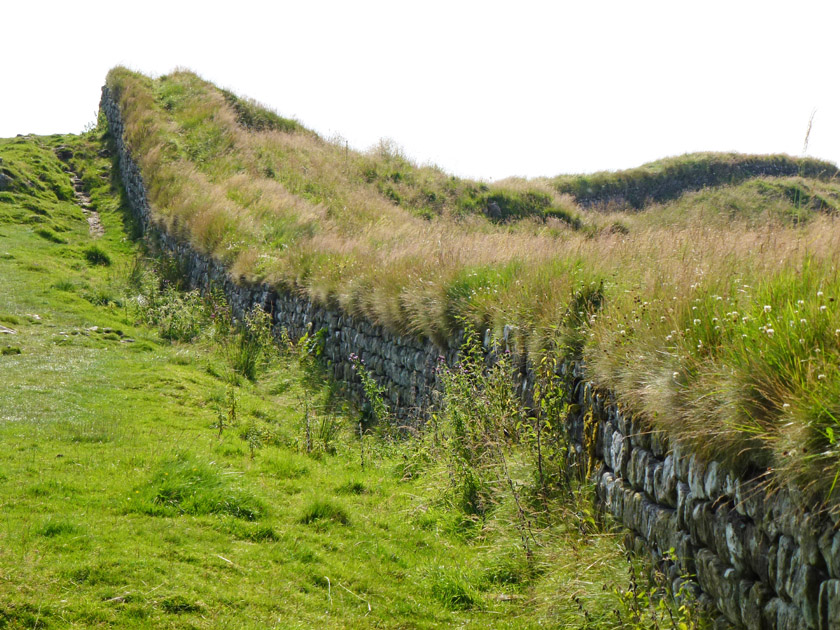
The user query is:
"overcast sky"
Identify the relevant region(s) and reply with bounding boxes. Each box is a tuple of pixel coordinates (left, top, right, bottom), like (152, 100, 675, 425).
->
(4, 1, 838, 180)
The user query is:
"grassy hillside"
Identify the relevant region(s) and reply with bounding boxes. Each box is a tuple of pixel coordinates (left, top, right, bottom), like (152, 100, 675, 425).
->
(0, 133, 705, 628)
(104, 67, 840, 508)
(551, 152, 839, 210)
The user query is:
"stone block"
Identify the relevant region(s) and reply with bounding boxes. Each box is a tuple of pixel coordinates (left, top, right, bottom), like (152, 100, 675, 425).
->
(677, 482, 692, 527)
(654, 453, 678, 507)
(704, 461, 724, 500)
(819, 579, 840, 630)
(820, 530, 840, 579)
(689, 500, 715, 549)
(741, 581, 772, 630)
(688, 455, 709, 500)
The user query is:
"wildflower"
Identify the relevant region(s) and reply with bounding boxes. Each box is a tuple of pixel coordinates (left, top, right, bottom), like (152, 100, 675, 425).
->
(693, 319, 701, 326)
(665, 335, 673, 341)
(818, 291, 824, 298)
(764, 305, 772, 313)
(798, 300, 805, 306)
(672, 372, 679, 379)
(766, 328, 775, 336)
(821, 305, 827, 312)
(818, 374, 826, 380)
(801, 319, 807, 325)
(783, 403, 790, 410)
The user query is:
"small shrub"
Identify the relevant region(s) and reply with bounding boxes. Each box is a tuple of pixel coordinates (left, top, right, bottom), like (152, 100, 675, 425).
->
(228, 305, 274, 380)
(1, 346, 21, 356)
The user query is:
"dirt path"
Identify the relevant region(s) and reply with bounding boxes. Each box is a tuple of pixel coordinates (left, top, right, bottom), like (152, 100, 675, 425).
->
(68, 173, 104, 238)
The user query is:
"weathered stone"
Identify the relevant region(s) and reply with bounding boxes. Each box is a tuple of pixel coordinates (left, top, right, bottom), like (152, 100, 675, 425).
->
(689, 501, 715, 548)
(774, 535, 797, 600)
(695, 548, 740, 624)
(741, 581, 773, 630)
(819, 579, 840, 630)
(797, 511, 827, 568)
(610, 431, 630, 477)
(788, 550, 825, 629)
(725, 512, 751, 575)
(655, 453, 678, 507)
(745, 523, 773, 584)
(705, 461, 725, 499)
(673, 440, 691, 482)
(688, 455, 709, 500)
(819, 530, 840, 579)
(644, 458, 657, 499)
(764, 597, 808, 630)
(677, 481, 692, 529)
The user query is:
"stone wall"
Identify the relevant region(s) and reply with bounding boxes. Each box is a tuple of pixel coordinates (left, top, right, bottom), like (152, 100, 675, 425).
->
(101, 86, 840, 629)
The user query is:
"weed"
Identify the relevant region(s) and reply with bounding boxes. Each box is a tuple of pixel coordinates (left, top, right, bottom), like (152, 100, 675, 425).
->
(350, 352, 389, 427)
(228, 305, 273, 380)
(216, 385, 237, 438)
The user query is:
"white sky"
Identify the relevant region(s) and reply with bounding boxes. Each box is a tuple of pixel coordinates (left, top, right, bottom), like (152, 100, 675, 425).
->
(3, 0, 839, 180)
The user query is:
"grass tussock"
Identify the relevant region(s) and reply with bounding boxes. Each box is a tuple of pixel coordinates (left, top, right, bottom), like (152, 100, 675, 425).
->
(104, 66, 840, 507)
(126, 453, 265, 520)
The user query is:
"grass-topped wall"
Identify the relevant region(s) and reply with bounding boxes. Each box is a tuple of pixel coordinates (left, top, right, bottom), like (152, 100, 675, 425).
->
(553, 152, 840, 210)
(103, 66, 840, 514)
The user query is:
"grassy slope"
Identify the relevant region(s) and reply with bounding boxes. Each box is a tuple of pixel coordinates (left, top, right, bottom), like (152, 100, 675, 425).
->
(551, 151, 839, 210)
(0, 134, 658, 629)
(104, 66, 840, 507)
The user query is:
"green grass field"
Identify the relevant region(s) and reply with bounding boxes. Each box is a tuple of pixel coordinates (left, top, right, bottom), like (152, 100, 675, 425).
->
(0, 134, 689, 628)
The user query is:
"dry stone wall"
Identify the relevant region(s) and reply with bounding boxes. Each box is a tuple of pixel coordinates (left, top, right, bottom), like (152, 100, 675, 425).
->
(101, 86, 840, 629)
